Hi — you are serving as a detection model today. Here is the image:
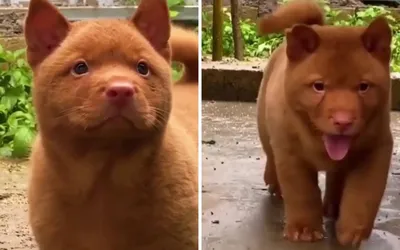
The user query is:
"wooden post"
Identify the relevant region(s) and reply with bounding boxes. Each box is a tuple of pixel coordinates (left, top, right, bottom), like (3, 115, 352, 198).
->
(230, 0, 244, 60)
(212, 0, 223, 61)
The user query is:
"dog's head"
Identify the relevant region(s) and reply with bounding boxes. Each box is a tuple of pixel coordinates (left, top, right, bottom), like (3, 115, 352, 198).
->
(284, 17, 392, 160)
(25, 0, 172, 139)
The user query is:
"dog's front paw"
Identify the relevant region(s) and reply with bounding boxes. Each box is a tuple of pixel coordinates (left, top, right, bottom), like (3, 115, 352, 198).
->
(336, 221, 372, 247)
(283, 224, 324, 242)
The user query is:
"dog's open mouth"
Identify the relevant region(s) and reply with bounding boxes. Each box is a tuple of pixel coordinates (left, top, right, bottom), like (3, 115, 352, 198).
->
(322, 134, 352, 161)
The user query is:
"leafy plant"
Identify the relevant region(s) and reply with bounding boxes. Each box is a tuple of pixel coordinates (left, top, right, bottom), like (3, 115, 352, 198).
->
(172, 63, 184, 81)
(122, 0, 184, 18)
(202, 4, 400, 72)
(202, 8, 283, 57)
(0, 45, 35, 158)
(325, 5, 400, 71)
(168, 0, 185, 18)
(202, 8, 284, 58)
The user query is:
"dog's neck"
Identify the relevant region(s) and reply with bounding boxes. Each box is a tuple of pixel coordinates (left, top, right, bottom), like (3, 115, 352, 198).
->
(38, 124, 167, 163)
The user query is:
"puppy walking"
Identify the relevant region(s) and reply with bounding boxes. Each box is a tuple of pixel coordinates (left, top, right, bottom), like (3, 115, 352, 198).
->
(24, 0, 199, 249)
(257, 0, 393, 246)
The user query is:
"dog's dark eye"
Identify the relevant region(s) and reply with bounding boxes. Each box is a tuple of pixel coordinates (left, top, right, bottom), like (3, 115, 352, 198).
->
(72, 61, 89, 75)
(359, 82, 370, 93)
(137, 61, 150, 76)
(312, 81, 325, 93)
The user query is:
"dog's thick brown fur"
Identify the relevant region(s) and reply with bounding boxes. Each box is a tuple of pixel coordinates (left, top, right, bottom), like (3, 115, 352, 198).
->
(25, 0, 198, 249)
(257, 0, 392, 247)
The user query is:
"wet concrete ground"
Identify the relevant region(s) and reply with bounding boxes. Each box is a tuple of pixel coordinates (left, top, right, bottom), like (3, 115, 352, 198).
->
(202, 101, 400, 250)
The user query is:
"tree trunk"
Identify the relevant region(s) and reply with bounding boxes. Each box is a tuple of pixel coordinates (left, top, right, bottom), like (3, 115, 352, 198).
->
(230, 0, 244, 60)
(212, 0, 223, 61)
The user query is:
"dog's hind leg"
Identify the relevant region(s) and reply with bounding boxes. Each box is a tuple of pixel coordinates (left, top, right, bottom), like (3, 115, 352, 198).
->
(263, 140, 281, 197)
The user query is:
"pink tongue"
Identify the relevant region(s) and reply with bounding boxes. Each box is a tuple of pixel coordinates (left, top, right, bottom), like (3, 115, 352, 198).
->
(323, 135, 351, 161)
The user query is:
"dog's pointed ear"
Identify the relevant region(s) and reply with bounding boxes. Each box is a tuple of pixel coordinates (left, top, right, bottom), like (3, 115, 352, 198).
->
(24, 0, 70, 69)
(131, 0, 171, 52)
(361, 16, 392, 63)
(286, 24, 320, 61)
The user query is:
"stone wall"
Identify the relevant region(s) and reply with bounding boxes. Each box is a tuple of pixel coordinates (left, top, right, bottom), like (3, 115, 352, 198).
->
(0, 12, 23, 37)
(0, 36, 24, 50)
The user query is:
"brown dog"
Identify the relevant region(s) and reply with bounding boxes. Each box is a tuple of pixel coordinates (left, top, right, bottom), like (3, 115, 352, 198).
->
(24, 0, 198, 249)
(257, 0, 392, 247)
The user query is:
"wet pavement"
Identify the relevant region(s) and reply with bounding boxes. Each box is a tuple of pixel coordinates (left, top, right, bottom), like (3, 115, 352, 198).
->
(202, 101, 400, 250)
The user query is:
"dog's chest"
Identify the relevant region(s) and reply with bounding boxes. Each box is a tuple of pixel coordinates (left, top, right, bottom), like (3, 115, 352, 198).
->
(31, 146, 196, 249)
(60, 184, 170, 249)
(48, 161, 174, 249)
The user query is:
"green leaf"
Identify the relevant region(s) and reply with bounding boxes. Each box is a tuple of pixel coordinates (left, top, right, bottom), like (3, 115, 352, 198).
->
(0, 45, 35, 158)
(0, 124, 7, 136)
(1, 96, 18, 111)
(0, 145, 12, 158)
(0, 74, 11, 86)
(16, 58, 26, 68)
(3, 128, 16, 139)
(12, 69, 23, 83)
(169, 10, 179, 18)
(4, 50, 15, 62)
(6, 111, 31, 135)
(7, 85, 25, 97)
(12, 126, 35, 158)
(167, 0, 183, 7)
(13, 49, 26, 59)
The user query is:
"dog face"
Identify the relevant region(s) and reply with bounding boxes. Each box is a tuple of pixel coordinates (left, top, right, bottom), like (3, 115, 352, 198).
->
(25, 0, 172, 139)
(283, 17, 392, 160)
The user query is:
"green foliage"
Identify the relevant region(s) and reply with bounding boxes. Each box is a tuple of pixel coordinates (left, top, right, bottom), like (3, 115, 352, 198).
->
(325, 5, 400, 72)
(0, 45, 35, 158)
(202, 5, 400, 71)
(172, 63, 184, 81)
(202, 10, 283, 57)
(123, 0, 185, 18)
(167, 0, 185, 18)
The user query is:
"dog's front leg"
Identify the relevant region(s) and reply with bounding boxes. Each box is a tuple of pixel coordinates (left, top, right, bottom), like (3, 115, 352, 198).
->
(336, 143, 392, 247)
(274, 149, 324, 242)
